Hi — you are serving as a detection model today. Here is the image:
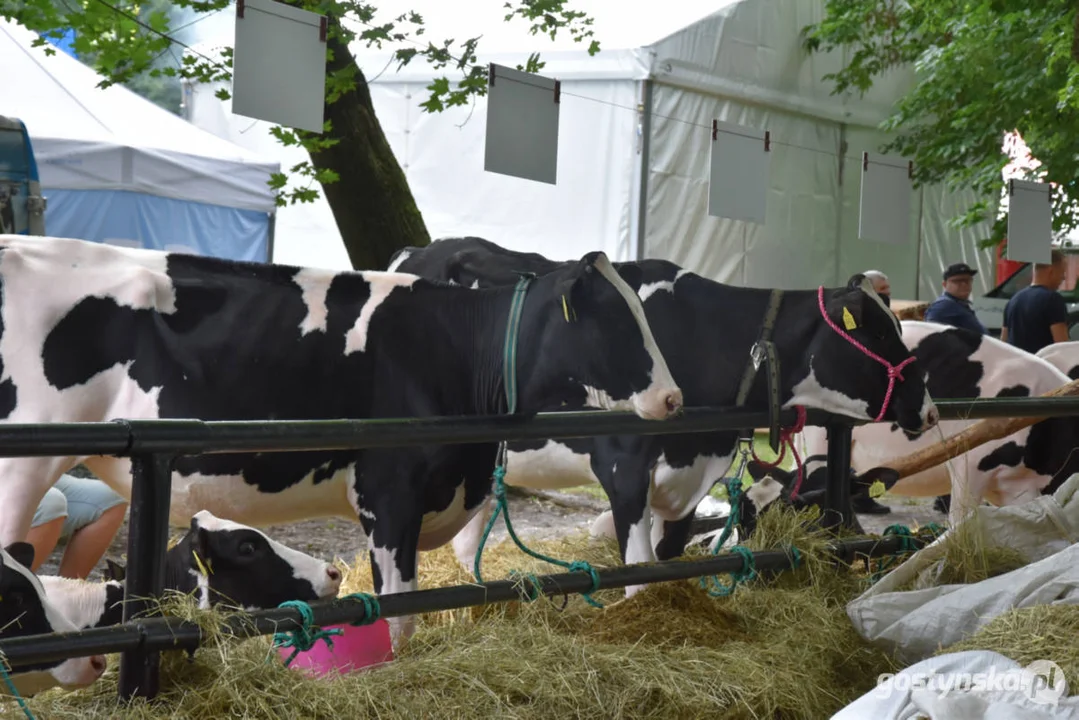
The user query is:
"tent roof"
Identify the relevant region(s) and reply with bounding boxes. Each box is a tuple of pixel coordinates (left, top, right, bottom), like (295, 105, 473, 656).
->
(0, 19, 279, 212)
(644, 0, 915, 127)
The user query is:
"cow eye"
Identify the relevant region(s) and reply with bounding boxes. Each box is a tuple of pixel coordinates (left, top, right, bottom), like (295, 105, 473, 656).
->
(238, 541, 256, 556)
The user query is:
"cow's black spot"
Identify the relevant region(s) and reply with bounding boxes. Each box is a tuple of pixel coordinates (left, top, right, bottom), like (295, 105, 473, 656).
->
(1069, 365, 1079, 381)
(977, 441, 1025, 471)
(912, 328, 984, 399)
(995, 384, 1030, 398)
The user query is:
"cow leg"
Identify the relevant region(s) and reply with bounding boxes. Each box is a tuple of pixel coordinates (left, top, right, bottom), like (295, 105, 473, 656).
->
(592, 451, 655, 598)
(451, 496, 493, 572)
(651, 512, 696, 561)
(350, 463, 423, 651)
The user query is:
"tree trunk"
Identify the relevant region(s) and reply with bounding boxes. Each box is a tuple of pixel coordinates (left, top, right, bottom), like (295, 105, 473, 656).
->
(302, 18, 431, 271)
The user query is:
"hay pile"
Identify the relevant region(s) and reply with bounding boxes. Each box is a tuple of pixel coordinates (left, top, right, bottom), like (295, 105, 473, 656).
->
(944, 604, 1079, 687)
(893, 515, 1030, 592)
(7, 505, 1062, 720)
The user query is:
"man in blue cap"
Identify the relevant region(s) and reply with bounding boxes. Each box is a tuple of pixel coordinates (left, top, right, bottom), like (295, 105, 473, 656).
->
(922, 261, 987, 516)
(923, 262, 988, 335)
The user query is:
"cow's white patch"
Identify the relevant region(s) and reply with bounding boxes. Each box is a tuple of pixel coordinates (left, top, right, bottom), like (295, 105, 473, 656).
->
(292, 268, 334, 336)
(166, 465, 356, 529)
(37, 575, 120, 630)
(503, 441, 596, 490)
(470, 279, 480, 289)
(624, 513, 655, 598)
(637, 268, 689, 303)
(452, 497, 493, 570)
(385, 249, 412, 272)
(1, 548, 106, 693)
(1036, 340, 1079, 378)
(590, 253, 682, 420)
(650, 451, 734, 522)
(786, 364, 871, 420)
(369, 544, 417, 649)
(345, 272, 420, 354)
(191, 510, 341, 599)
(746, 476, 783, 511)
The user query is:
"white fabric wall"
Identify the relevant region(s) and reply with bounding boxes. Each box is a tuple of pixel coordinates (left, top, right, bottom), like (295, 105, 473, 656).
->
(367, 76, 641, 262)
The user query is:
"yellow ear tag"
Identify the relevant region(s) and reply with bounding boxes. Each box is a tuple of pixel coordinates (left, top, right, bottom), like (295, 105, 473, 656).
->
(868, 480, 886, 499)
(842, 307, 857, 331)
(561, 294, 570, 323)
(192, 550, 213, 576)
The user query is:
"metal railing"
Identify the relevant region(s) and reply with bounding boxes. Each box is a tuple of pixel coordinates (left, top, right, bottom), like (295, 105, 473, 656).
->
(1, 396, 1078, 703)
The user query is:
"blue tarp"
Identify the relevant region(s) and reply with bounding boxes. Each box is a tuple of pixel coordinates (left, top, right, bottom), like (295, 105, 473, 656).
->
(44, 189, 270, 261)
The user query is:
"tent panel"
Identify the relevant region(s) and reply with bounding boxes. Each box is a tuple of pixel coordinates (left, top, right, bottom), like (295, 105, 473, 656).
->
(44, 188, 270, 262)
(370, 78, 639, 262)
(643, 83, 840, 290)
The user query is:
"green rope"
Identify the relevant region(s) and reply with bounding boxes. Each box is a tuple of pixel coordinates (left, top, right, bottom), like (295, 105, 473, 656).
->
(474, 462, 606, 608)
(867, 523, 946, 583)
(697, 442, 752, 595)
(470, 272, 605, 608)
(341, 592, 382, 626)
(273, 599, 346, 668)
(0, 657, 35, 720)
(702, 545, 758, 597)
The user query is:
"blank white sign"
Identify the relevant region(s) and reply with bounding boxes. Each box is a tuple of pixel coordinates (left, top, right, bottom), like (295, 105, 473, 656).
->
(858, 153, 913, 245)
(1006, 179, 1052, 264)
(232, 0, 327, 134)
(484, 64, 560, 185)
(707, 120, 770, 224)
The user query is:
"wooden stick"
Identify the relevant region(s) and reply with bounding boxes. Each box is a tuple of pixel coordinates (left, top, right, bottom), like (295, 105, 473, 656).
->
(885, 377, 1079, 479)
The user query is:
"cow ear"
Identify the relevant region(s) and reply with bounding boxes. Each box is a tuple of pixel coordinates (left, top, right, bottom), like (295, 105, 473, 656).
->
(105, 558, 126, 582)
(846, 273, 868, 291)
(851, 466, 900, 497)
(3, 541, 35, 571)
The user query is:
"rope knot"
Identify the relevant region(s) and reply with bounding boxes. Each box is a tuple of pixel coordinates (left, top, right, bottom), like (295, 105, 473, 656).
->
(567, 560, 603, 607)
(702, 544, 758, 597)
(342, 592, 382, 626)
(273, 599, 345, 668)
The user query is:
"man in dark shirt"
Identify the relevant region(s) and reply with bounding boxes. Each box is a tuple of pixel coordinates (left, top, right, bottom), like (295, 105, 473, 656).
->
(921, 262, 988, 517)
(1001, 250, 1070, 354)
(923, 262, 988, 335)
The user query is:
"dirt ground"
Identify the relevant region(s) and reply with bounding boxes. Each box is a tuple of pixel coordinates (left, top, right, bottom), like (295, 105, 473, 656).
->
(38, 480, 944, 583)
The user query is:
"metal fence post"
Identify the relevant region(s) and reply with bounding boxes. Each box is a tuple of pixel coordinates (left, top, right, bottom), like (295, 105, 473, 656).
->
(823, 420, 854, 530)
(118, 452, 174, 701)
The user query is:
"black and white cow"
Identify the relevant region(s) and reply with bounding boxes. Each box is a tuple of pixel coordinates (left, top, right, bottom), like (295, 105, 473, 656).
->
(388, 236, 939, 588)
(38, 509, 343, 630)
(1036, 341, 1079, 380)
(0, 234, 683, 647)
(749, 321, 1079, 524)
(0, 543, 107, 696)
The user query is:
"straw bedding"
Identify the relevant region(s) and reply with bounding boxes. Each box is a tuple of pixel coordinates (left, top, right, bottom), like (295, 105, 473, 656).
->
(4, 505, 1073, 719)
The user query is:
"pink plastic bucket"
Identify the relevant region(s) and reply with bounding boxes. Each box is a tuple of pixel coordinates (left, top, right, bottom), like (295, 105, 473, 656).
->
(278, 619, 394, 677)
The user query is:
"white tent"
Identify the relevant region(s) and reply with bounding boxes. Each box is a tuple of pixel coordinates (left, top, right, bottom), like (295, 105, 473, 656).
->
(186, 0, 996, 296)
(0, 19, 280, 261)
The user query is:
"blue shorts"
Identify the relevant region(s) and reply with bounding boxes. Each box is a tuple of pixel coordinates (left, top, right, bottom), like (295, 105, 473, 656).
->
(31, 474, 128, 540)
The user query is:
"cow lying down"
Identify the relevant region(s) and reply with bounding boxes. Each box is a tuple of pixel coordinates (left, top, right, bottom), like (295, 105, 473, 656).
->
(0, 543, 107, 697)
(36, 509, 343, 631)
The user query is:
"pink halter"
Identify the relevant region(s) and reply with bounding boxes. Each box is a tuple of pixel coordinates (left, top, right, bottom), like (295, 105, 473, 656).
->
(816, 286, 916, 423)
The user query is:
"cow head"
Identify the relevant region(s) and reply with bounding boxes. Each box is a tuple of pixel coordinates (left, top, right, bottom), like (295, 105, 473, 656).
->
(0, 543, 107, 696)
(789, 274, 937, 434)
(105, 511, 343, 611)
(716, 456, 901, 537)
(522, 251, 683, 421)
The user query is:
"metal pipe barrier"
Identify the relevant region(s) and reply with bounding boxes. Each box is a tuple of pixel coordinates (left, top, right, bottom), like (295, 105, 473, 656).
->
(0, 530, 937, 671)
(2, 394, 1079, 701)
